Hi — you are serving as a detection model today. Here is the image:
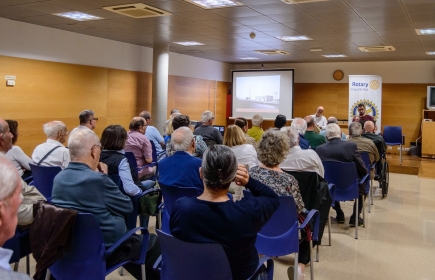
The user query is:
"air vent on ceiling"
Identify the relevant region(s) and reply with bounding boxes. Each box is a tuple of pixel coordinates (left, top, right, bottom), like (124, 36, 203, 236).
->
(255, 50, 290, 55)
(103, 3, 171, 18)
(358, 46, 396, 52)
(281, 0, 328, 4)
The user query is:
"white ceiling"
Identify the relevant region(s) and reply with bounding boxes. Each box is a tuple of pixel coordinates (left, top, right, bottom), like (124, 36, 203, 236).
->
(1, 0, 435, 63)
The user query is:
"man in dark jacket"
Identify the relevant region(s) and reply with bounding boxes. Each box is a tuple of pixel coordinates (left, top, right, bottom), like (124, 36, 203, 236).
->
(316, 123, 367, 226)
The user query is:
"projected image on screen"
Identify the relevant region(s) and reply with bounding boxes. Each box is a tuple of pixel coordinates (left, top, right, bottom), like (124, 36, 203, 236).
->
(235, 76, 280, 113)
(232, 69, 294, 120)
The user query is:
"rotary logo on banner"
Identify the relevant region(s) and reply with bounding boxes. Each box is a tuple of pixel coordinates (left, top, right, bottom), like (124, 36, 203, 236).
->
(349, 75, 382, 133)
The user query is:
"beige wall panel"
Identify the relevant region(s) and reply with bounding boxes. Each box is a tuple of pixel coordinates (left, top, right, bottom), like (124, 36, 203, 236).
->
(135, 72, 153, 115)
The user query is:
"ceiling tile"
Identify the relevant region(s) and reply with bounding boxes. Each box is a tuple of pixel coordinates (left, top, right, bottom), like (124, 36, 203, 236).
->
(346, 0, 401, 8)
(248, 3, 299, 15)
(309, 8, 359, 21)
(211, 6, 261, 18)
(296, 0, 350, 12)
(174, 10, 224, 21)
(267, 12, 316, 23)
(353, 5, 406, 18)
(234, 15, 277, 25)
(144, 1, 202, 13)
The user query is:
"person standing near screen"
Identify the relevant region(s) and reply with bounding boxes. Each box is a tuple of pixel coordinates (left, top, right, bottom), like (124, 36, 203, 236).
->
(311, 106, 327, 131)
(352, 103, 374, 126)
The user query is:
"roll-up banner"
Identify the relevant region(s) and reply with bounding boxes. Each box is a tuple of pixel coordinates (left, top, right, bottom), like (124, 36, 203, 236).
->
(349, 75, 382, 134)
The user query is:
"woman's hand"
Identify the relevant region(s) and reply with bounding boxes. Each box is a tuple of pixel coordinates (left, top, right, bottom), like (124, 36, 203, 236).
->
(234, 164, 249, 186)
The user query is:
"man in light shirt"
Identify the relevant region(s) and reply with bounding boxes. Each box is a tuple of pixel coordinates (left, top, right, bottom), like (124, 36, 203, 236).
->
(70, 109, 98, 134)
(311, 106, 327, 130)
(32, 121, 70, 169)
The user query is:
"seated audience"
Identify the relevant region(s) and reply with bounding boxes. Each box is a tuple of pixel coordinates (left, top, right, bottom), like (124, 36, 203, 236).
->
(0, 118, 45, 226)
(170, 145, 280, 279)
(5, 120, 33, 179)
(274, 114, 287, 130)
(70, 109, 98, 134)
(125, 117, 154, 180)
(140, 111, 166, 161)
(234, 117, 257, 148)
(319, 117, 346, 141)
(247, 114, 264, 142)
(166, 114, 207, 158)
(163, 108, 180, 136)
(0, 154, 31, 280)
(291, 118, 310, 150)
(347, 122, 379, 179)
(316, 124, 367, 226)
(224, 125, 258, 169)
(32, 121, 70, 169)
(362, 121, 387, 156)
(249, 129, 308, 280)
(163, 120, 173, 144)
(158, 127, 203, 192)
(51, 128, 159, 280)
(303, 116, 326, 149)
(193, 111, 223, 146)
(280, 127, 324, 177)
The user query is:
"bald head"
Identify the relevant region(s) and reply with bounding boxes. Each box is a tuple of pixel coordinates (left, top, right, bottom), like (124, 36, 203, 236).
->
(364, 121, 375, 133)
(316, 106, 324, 117)
(304, 115, 315, 128)
(129, 117, 147, 131)
(172, 127, 195, 153)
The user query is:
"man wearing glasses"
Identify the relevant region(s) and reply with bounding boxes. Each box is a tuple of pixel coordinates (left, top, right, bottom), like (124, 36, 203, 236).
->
(32, 121, 70, 169)
(70, 109, 98, 134)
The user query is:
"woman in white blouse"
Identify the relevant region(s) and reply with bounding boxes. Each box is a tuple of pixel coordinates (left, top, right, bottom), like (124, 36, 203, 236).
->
(6, 119, 33, 179)
(223, 125, 259, 200)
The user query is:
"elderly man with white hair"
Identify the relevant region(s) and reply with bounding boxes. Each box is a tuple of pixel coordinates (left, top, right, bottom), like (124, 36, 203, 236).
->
(280, 126, 324, 177)
(193, 110, 223, 146)
(51, 128, 159, 279)
(316, 123, 367, 226)
(319, 116, 347, 141)
(158, 127, 203, 192)
(0, 154, 31, 279)
(32, 121, 70, 169)
(291, 117, 310, 150)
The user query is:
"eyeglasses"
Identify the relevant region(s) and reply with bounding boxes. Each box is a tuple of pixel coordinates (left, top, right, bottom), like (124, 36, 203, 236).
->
(92, 118, 99, 122)
(91, 143, 102, 151)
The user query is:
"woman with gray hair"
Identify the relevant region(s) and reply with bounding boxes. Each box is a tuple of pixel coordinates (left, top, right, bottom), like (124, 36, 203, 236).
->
(170, 145, 280, 280)
(249, 129, 308, 280)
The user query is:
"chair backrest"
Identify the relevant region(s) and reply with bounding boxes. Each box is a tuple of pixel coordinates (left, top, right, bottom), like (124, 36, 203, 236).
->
(322, 161, 359, 201)
(156, 230, 232, 280)
(3, 228, 29, 263)
(359, 152, 371, 193)
(254, 196, 300, 256)
(383, 126, 402, 145)
(108, 174, 137, 230)
(49, 213, 106, 280)
(124, 152, 138, 175)
(150, 141, 158, 163)
(29, 163, 62, 201)
(159, 183, 201, 233)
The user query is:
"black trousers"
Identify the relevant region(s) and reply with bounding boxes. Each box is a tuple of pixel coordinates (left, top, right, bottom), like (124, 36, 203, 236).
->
(333, 195, 366, 218)
(106, 233, 160, 280)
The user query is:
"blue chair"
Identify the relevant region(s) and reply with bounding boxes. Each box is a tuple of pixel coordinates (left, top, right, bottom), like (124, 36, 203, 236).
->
(125, 142, 158, 181)
(3, 228, 30, 274)
(47, 213, 149, 280)
(360, 151, 376, 212)
(158, 183, 201, 234)
(29, 163, 62, 201)
(383, 126, 403, 165)
(322, 161, 369, 239)
(156, 229, 274, 280)
(252, 195, 319, 280)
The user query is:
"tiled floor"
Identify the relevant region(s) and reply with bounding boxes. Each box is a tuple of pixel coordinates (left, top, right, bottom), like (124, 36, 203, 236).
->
(17, 173, 435, 280)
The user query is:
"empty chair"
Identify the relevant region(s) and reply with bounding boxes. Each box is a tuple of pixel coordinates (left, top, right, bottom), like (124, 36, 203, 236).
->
(383, 126, 403, 165)
(47, 213, 149, 280)
(156, 229, 274, 280)
(158, 183, 201, 233)
(322, 161, 369, 239)
(253, 195, 319, 280)
(29, 163, 62, 201)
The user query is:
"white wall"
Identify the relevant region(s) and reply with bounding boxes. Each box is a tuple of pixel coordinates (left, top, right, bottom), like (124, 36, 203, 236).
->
(0, 17, 232, 82)
(233, 61, 435, 84)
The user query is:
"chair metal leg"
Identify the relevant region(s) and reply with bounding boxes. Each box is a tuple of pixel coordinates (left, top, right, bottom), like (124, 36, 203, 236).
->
(45, 270, 51, 280)
(26, 255, 30, 275)
(399, 144, 402, 165)
(141, 264, 146, 280)
(309, 240, 314, 280)
(157, 212, 162, 230)
(367, 187, 371, 213)
(370, 178, 374, 205)
(294, 252, 299, 280)
(327, 211, 331, 246)
(13, 262, 18, 272)
(119, 267, 124, 276)
(362, 197, 366, 228)
(316, 244, 319, 262)
(355, 198, 358, 239)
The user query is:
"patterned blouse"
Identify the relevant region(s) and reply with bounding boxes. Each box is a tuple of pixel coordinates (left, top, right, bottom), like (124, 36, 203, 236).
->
(249, 166, 305, 213)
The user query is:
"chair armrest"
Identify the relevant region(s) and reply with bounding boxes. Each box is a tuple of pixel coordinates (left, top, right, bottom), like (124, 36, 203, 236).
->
(105, 227, 148, 255)
(152, 255, 162, 271)
(298, 209, 320, 241)
(328, 183, 335, 201)
(359, 174, 369, 185)
(249, 256, 274, 280)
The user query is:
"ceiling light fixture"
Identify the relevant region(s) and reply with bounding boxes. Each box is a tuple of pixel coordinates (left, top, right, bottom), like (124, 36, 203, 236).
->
(239, 57, 259, 60)
(416, 28, 435, 35)
(173, 41, 205, 46)
(322, 54, 347, 58)
(277, 35, 312, 41)
(426, 52, 435, 55)
(185, 0, 243, 9)
(53, 12, 104, 21)
(310, 48, 322, 52)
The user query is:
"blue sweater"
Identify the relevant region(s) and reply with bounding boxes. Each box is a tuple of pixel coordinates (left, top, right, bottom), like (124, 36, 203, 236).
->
(170, 177, 280, 279)
(158, 151, 203, 192)
(52, 162, 132, 247)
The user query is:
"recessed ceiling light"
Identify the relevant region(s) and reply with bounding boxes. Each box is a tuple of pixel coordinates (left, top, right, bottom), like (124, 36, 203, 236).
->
(310, 48, 322, 52)
(427, 52, 435, 55)
(239, 57, 259, 60)
(416, 28, 435, 35)
(277, 35, 312, 41)
(53, 12, 104, 21)
(322, 54, 347, 58)
(173, 41, 205, 46)
(185, 0, 243, 9)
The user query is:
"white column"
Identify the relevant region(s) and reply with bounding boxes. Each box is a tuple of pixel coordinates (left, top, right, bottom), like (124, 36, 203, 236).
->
(152, 43, 169, 134)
